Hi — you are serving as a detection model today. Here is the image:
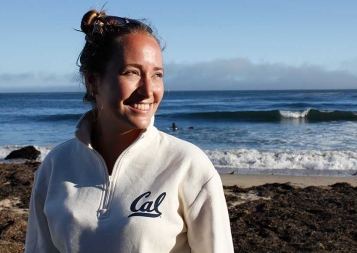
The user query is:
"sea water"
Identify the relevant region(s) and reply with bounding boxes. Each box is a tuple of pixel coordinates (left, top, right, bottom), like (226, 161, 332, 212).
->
(1, 90, 357, 176)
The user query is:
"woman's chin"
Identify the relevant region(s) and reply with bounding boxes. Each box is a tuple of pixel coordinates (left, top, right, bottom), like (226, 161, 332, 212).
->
(126, 117, 153, 130)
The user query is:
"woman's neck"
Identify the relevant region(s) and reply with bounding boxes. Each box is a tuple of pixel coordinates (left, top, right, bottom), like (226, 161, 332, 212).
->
(91, 122, 142, 175)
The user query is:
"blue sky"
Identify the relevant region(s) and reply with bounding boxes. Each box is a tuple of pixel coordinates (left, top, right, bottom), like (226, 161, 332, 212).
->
(1, 0, 357, 92)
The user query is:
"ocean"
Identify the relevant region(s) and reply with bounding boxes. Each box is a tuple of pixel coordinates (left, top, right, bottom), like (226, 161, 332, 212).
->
(1, 90, 357, 176)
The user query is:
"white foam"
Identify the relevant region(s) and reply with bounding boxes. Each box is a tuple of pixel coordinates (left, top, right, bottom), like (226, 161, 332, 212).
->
(205, 149, 357, 175)
(2, 146, 357, 177)
(280, 108, 310, 118)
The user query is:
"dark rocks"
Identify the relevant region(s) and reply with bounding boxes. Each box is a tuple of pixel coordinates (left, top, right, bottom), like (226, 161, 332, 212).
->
(0, 162, 40, 252)
(225, 183, 357, 252)
(4, 146, 40, 160)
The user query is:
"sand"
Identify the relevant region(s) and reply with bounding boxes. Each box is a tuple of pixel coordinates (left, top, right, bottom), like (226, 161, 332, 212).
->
(220, 173, 357, 187)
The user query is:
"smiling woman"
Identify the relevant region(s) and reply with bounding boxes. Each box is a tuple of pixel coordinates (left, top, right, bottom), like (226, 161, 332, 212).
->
(90, 33, 164, 172)
(24, 8, 233, 253)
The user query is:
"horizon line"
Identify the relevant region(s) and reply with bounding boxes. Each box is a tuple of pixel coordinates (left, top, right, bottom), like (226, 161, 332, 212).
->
(1, 88, 357, 94)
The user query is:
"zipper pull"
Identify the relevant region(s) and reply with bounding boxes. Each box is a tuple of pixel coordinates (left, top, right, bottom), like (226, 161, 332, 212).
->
(107, 176, 111, 188)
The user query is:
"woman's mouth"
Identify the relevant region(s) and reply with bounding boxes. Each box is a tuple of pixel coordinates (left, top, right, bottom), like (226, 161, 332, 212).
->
(130, 103, 151, 111)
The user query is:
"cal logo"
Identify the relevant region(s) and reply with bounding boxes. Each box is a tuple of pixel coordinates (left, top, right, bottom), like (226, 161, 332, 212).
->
(128, 191, 166, 218)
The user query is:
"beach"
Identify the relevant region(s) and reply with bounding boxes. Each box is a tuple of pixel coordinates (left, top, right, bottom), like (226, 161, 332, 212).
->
(1, 162, 357, 252)
(220, 173, 357, 187)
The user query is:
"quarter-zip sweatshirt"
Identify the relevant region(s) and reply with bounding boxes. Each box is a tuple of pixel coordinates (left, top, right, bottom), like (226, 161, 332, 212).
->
(25, 112, 234, 253)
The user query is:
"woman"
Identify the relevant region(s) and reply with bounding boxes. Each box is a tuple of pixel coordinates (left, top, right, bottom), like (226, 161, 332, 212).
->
(25, 9, 233, 253)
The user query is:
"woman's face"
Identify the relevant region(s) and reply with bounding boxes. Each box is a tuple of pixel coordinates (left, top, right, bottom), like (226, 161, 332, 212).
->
(94, 34, 164, 132)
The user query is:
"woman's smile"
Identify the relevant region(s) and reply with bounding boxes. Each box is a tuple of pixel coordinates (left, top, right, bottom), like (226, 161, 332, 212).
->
(94, 33, 164, 132)
(128, 102, 153, 112)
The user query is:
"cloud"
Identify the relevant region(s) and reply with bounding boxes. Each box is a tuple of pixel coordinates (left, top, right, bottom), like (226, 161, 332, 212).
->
(0, 72, 82, 92)
(1, 58, 356, 92)
(164, 58, 357, 90)
(340, 57, 357, 75)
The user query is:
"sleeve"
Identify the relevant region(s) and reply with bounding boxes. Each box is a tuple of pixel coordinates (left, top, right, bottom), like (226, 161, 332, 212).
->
(186, 172, 234, 253)
(25, 174, 59, 253)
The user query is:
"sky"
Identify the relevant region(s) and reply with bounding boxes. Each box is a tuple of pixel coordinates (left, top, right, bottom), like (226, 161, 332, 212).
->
(1, 0, 357, 92)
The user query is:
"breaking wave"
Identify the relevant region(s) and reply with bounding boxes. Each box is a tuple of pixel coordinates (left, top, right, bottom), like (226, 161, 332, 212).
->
(159, 109, 357, 122)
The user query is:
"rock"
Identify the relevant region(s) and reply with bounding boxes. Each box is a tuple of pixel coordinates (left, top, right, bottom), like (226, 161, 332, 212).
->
(5, 146, 40, 160)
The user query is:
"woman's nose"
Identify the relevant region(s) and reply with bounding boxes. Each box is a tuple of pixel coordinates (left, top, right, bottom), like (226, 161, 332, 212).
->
(137, 76, 153, 97)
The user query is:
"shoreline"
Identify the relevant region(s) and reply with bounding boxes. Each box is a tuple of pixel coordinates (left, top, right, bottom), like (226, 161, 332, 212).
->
(219, 173, 357, 187)
(2, 160, 357, 188)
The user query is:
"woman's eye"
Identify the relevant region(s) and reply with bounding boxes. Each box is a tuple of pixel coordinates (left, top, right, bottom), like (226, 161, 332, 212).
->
(123, 70, 139, 76)
(154, 73, 163, 78)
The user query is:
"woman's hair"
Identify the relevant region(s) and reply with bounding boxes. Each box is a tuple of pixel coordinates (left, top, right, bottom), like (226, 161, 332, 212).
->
(77, 9, 163, 105)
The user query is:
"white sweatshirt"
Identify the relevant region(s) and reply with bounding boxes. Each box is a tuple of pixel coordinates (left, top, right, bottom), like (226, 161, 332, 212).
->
(25, 112, 234, 253)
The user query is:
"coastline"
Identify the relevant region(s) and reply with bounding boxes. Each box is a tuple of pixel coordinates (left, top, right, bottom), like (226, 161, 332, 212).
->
(219, 173, 357, 187)
(2, 160, 357, 187)
(3, 160, 357, 187)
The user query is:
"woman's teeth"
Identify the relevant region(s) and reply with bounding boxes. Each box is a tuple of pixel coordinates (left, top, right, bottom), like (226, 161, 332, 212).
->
(132, 104, 150, 110)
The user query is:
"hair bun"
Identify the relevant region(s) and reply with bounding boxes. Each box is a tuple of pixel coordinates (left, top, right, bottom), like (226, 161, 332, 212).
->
(81, 9, 106, 35)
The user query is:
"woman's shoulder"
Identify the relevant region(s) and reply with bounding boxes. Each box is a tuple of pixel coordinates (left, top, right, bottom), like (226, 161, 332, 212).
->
(156, 131, 219, 199)
(157, 131, 209, 158)
(156, 130, 217, 177)
(34, 138, 86, 191)
(43, 138, 79, 161)
(37, 138, 84, 177)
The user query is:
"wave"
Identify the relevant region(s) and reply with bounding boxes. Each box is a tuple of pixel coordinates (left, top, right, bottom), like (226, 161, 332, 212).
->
(25, 113, 83, 122)
(1, 146, 356, 176)
(159, 109, 357, 122)
(9, 109, 357, 123)
(205, 149, 357, 175)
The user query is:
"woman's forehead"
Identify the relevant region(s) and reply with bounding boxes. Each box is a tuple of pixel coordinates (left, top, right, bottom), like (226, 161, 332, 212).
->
(108, 34, 163, 69)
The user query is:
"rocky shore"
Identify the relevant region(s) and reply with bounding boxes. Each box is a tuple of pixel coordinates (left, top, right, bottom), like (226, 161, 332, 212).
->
(1, 162, 357, 252)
